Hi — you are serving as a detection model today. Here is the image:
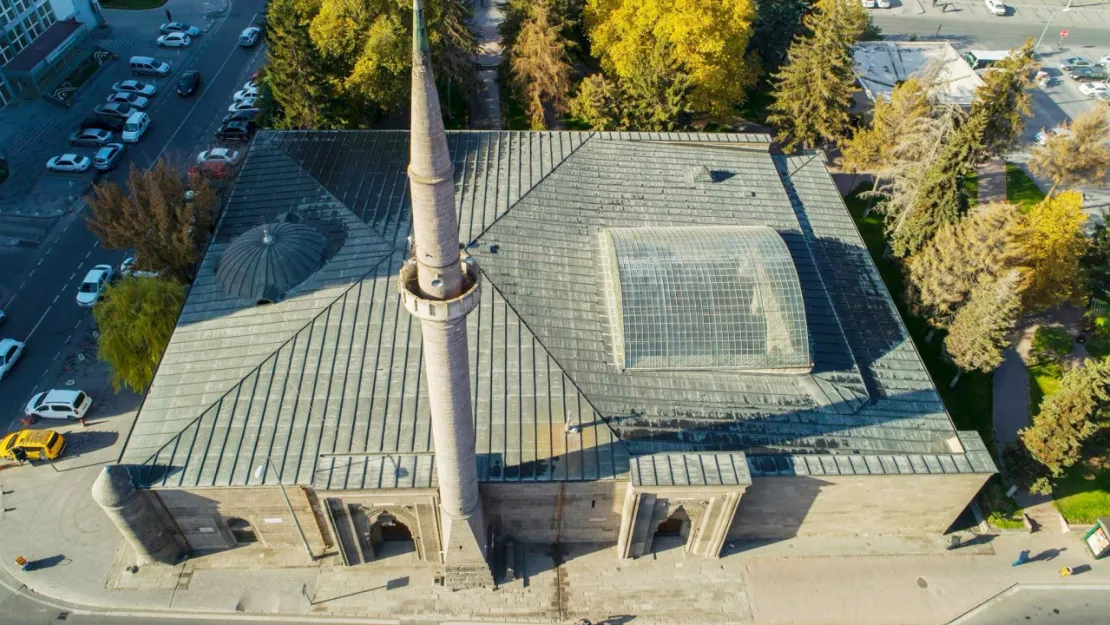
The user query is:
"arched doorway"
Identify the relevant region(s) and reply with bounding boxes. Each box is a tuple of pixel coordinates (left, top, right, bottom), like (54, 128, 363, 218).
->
(652, 507, 690, 553)
(361, 510, 416, 561)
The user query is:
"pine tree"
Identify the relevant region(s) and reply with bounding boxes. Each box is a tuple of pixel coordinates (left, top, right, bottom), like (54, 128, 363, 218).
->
(510, 0, 575, 129)
(842, 76, 935, 172)
(94, 277, 186, 393)
(1025, 191, 1090, 311)
(906, 201, 1028, 328)
(1029, 109, 1110, 198)
(1021, 357, 1110, 476)
(945, 270, 1022, 376)
(570, 74, 621, 130)
(967, 39, 1037, 158)
(265, 0, 337, 129)
(568, 42, 693, 132)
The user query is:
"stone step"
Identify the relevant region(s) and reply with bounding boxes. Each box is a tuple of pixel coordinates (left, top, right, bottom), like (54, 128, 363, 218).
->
(325, 498, 364, 566)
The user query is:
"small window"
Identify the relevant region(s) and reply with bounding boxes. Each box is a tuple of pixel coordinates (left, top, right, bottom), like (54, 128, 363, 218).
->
(46, 433, 59, 448)
(73, 393, 86, 409)
(226, 517, 257, 544)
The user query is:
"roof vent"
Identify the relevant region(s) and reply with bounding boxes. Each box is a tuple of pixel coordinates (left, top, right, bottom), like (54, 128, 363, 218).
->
(217, 222, 326, 302)
(687, 165, 713, 187)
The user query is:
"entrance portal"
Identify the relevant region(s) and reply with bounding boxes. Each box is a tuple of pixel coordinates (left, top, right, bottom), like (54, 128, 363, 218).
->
(652, 507, 690, 553)
(367, 511, 415, 560)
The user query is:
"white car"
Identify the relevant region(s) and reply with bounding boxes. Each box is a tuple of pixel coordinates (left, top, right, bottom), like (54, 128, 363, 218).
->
(239, 26, 261, 47)
(242, 79, 258, 91)
(0, 338, 24, 380)
(24, 389, 92, 421)
(876, 0, 890, 6)
(160, 22, 200, 37)
(47, 154, 91, 172)
(119, 256, 160, 279)
(228, 98, 259, 113)
(861, 0, 876, 6)
(197, 147, 241, 166)
(233, 87, 260, 101)
(985, 0, 1006, 15)
(1035, 127, 1074, 145)
(1079, 82, 1110, 97)
(111, 80, 157, 96)
(157, 32, 191, 47)
(76, 264, 113, 307)
(106, 92, 150, 109)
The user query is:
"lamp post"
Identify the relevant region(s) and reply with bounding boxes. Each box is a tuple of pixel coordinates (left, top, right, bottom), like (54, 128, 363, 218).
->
(1035, 0, 1074, 52)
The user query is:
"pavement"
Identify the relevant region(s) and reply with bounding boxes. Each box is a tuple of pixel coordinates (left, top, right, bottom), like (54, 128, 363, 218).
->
(469, 0, 503, 130)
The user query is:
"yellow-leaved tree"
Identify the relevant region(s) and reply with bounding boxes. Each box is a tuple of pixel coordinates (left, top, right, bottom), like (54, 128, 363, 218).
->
(584, 0, 759, 115)
(1025, 191, 1089, 311)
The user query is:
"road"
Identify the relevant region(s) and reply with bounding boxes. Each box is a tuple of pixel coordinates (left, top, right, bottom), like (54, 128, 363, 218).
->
(0, 0, 266, 431)
(953, 586, 1110, 624)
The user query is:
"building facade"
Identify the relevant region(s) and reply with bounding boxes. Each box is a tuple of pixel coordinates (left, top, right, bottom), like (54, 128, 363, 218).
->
(0, 0, 57, 105)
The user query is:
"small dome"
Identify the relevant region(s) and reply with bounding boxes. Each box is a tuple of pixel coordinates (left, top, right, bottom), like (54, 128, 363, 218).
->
(217, 222, 326, 302)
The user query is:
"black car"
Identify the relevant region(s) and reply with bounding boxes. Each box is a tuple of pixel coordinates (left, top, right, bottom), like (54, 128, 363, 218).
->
(94, 103, 134, 121)
(222, 109, 259, 125)
(80, 116, 122, 132)
(177, 70, 201, 97)
(215, 121, 256, 143)
(1069, 67, 1110, 82)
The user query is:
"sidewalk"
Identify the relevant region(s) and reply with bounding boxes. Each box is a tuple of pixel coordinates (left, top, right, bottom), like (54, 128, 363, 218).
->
(896, 0, 1110, 28)
(468, 0, 503, 130)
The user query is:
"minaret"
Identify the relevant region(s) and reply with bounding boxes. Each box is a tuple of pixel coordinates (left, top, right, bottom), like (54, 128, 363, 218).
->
(398, 0, 492, 588)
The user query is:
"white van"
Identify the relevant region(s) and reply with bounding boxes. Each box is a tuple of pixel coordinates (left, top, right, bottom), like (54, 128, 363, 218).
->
(122, 111, 150, 143)
(130, 56, 170, 77)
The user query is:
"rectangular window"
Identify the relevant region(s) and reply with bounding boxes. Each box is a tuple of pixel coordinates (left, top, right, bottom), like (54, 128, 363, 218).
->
(37, 2, 51, 27)
(25, 17, 41, 40)
(0, 81, 11, 108)
(10, 29, 27, 53)
(0, 41, 11, 64)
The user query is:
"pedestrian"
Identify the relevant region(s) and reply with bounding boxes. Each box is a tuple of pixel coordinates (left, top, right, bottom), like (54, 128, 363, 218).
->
(1012, 550, 1030, 566)
(165, 8, 172, 22)
(1059, 566, 1074, 576)
(12, 447, 27, 465)
(15, 556, 31, 572)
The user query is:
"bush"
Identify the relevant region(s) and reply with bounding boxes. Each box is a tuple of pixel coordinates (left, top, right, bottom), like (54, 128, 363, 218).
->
(1003, 440, 1051, 490)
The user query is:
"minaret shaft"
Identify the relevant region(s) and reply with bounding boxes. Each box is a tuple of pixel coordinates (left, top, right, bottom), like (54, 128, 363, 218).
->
(401, 0, 492, 589)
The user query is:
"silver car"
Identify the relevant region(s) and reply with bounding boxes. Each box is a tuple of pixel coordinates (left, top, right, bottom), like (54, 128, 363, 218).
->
(93, 143, 125, 171)
(106, 92, 150, 109)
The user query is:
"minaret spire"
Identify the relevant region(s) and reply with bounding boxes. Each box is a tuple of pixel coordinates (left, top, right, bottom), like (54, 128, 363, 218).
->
(399, 0, 492, 589)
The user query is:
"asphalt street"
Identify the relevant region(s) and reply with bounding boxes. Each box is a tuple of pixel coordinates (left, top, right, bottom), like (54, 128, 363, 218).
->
(0, 0, 266, 432)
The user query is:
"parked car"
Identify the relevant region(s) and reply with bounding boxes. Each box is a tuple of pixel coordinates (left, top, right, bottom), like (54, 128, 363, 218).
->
(215, 120, 255, 143)
(177, 70, 201, 97)
(1034, 127, 1073, 145)
(0, 429, 66, 462)
(24, 389, 91, 421)
(197, 147, 241, 166)
(233, 86, 259, 101)
(0, 309, 5, 326)
(119, 257, 160, 279)
(76, 264, 113, 307)
(46, 154, 91, 172)
(94, 103, 135, 121)
(190, 161, 234, 180)
(93, 143, 125, 171)
(1097, 90, 1110, 103)
(1061, 56, 1094, 71)
(876, 0, 890, 6)
(0, 338, 23, 380)
(81, 116, 122, 132)
(222, 109, 259, 125)
(242, 79, 258, 91)
(1069, 67, 1110, 81)
(985, 0, 1006, 15)
(159, 22, 200, 37)
(1079, 82, 1110, 97)
(157, 32, 191, 47)
(106, 92, 149, 109)
(228, 98, 258, 113)
(860, 0, 876, 6)
(238, 26, 261, 47)
(111, 79, 157, 97)
(68, 127, 112, 147)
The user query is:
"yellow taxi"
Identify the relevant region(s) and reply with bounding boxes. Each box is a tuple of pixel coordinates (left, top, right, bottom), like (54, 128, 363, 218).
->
(0, 429, 66, 462)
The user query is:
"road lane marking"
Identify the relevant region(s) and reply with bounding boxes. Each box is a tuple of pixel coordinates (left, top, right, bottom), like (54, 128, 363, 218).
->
(52, 295, 59, 304)
(93, 240, 99, 248)
(69, 272, 76, 281)
(28, 270, 34, 277)
(53, 351, 60, 361)
(85, 250, 91, 258)
(37, 258, 43, 266)
(5, 294, 15, 307)
(27, 306, 51, 341)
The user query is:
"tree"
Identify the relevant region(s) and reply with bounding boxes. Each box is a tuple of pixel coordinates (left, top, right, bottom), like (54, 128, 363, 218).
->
(1021, 357, 1110, 476)
(1029, 109, 1110, 198)
(265, 0, 337, 129)
(767, 0, 870, 151)
(94, 277, 186, 393)
(966, 39, 1037, 158)
(510, 0, 575, 129)
(945, 270, 1022, 377)
(748, 0, 807, 73)
(1083, 215, 1110, 298)
(1025, 191, 1089, 311)
(570, 73, 621, 130)
(86, 160, 216, 282)
(905, 201, 1028, 328)
(584, 0, 759, 115)
(842, 76, 935, 172)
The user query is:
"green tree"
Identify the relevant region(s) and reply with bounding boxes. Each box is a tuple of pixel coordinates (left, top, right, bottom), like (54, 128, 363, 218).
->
(570, 73, 621, 130)
(967, 39, 1037, 158)
(1025, 191, 1089, 311)
(842, 76, 935, 172)
(1021, 357, 1110, 476)
(510, 0, 575, 129)
(767, 0, 870, 151)
(905, 201, 1028, 328)
(945, 270, 1022, 377)
(585, 0, 759, 115)
(748, 0, 807, 73)
(1082, 215, 1110, 298)
(86, 160, 216, 282)
(1029, 109, 1110, 198)
(265, 0, 337, 129)
(94, 277, 186, 393)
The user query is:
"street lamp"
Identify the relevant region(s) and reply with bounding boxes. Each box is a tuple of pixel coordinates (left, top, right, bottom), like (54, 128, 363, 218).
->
(1035, 0, 1074, 53)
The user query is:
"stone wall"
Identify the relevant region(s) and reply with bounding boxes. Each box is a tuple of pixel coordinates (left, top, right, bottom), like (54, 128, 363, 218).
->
(481, 481, 625, 544)
(728, 473, 991, 539)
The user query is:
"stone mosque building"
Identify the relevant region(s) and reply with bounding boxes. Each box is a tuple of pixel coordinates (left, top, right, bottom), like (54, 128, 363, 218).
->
(94, 0, 996, 587)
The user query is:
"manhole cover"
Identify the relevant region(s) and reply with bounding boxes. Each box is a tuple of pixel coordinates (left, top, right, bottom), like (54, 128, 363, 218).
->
(917, 577, 929, 589)
(56, 612, 69, 621)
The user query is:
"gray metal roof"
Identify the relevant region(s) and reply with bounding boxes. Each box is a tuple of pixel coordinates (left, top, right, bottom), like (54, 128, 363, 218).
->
(121, 131, 980, 490)
(216, 222, 326, 302)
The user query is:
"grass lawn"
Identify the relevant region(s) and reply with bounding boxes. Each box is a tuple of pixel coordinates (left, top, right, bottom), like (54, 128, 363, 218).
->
(844, 184, 994, 444)
(1005, 162, 1046, 212)
(100, 0, 166, 8)
(982, 477, 1026, 529)
(1054, 466, 1110, 523)
(1028, 361, 1063, 414)
(963, 172, 979, 209)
